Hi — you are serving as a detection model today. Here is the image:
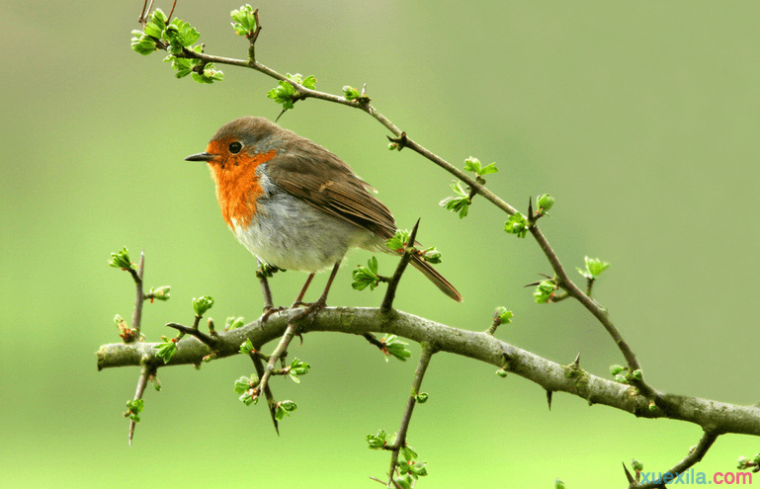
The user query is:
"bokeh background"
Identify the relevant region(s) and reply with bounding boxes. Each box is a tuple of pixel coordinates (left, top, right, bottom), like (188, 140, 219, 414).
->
(2, 1, 759, 487)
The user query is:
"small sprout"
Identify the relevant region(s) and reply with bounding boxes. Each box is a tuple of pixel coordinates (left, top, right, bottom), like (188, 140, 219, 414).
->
(352, 256, 381, 291)
(192, 296, 214, 316)
(737, 456, 750, 469)
(504, 212, 529, 238)
(225, 316, 245, 331)
(230, 4, 258, 38)
(439, 181, 471, 219)
(533, 280, 557, 303)
(149, 374, 161, 392)
(614, 374, 628, 383)
(124, 399, 145, 423)
(108, 247, 134, 270)
(493, 306, 514, 325)
(463, 156, 498, 177)
(163, 18, 201, 54)
(288, 357, 311, 384)
(257, 262, 283, 278)
(381, 334, 412, 362)
(114, 314, 138, 342)
(267, 73, 316, 110)
(631, 459, 644, 471)
(555, 479, 567, 489)
(536, 194, 555, 215)
(366, 429, 388, 449)
(239, 390, 259, 406)
(343, 85, 361, 101)
(239, 338, 255, 355)
(233, 374, 259, 394)
(149, 285, 171, 302)
(416, 392, 429, 404)
(155, 336, 178, 364)
(631, 369, 643, 381)
(191, 63, 224, 84)
(648, 401, 658, 412)
(419, 247, 442, 264)
(609, 364, 627, 376)
(386, 229, 412, 253)
(496, 368, 508, 378)
(388, 142, 398, 151)
(577, 256, 610, 280)
(274, 400, 297, 420)
(393, 475, 415, 489)
(131, 30, 159, 55)
(398, 458, 428, 479)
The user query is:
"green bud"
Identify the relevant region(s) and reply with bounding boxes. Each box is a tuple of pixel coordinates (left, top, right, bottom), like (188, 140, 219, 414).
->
(386, 230, 411, 253)
(366, 429, 387, 449)
(493, 306, 513, 325)
(239, 391, 257, 406)
(631, 369, 643, 381)
(537, 193, 554, 213)
(233, 376, 251, 394)
(230, 4, 257, 38)
(463, 157, 482, 174)
(578, 256, 610, 279)
(108, 247, 134, 270)
(154, 337, 178, 364)
(609, 364, 626, 376)
(533, 280, 556, 303)
(614, 374, 628, 383)
(274, 400, 297, 420)
(225, 316, 245, 330)
(737, 456, 749, 469)
(343, 85, 361, 100)
(382, 334, 412, 362)
(648, 401, 658, 412)
(388, 143, 398, 150)
(555, 479, 566, 489)
(150, 285, 171, 301)
(126, 398, 145, 414)
(239, 338, 255, 355)
(631, 459, 644, 471)
(416, 392, 429, 403)
(192, 296, 214, 316)
(352, 257, 381, 291)
(504, 212, 529, 238)
(496, 368, 508, 378)
(420, 247, 442, 264)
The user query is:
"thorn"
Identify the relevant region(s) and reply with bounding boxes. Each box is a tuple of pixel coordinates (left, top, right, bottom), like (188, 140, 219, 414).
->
(275, 108, 287, 123)
(622, 462, 635, 484)
(573, 352, 581, 367)
(538, 273, 553, 279)
(546, 390, 553, 411)
(528, 196, 534, 220)
(524, 281, 542, 288)
(361, 83, 368, 99)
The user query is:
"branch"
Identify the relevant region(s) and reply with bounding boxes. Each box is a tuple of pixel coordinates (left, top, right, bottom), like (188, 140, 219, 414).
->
(630, 430, 719, 489)
(97, 307, 760, 438)
(380, 219, 420, 313)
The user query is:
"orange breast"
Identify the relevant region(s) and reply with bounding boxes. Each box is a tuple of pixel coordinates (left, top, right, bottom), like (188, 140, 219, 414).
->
(207, 141, 277, 228)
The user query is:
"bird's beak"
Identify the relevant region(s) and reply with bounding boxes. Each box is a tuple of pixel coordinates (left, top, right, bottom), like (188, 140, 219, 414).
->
(184, 152, 217, 162)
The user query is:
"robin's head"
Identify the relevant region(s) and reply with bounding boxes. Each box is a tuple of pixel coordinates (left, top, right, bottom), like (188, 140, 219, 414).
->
(185, 116, 281, 172)
(186, 117, 282, 227)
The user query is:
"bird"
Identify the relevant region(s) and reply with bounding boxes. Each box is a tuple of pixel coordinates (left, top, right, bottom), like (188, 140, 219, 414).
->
(185, 116, 462, 316)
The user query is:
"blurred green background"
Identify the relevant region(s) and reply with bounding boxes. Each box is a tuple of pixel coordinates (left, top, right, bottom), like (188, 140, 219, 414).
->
(2, 1, 759, 487)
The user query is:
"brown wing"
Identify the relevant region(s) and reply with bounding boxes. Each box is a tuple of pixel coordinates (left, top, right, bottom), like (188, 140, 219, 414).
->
(266, 138, 397, 239)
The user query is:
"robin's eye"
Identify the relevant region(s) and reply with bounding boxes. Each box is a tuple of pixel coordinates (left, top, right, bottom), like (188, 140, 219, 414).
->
(229, 142, 243, 154)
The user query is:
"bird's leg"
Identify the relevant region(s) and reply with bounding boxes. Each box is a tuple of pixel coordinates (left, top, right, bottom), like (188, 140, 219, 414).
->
(293, 262, 340, 319)
(290, 273, 315, 308)
(257, 259, 286, 323)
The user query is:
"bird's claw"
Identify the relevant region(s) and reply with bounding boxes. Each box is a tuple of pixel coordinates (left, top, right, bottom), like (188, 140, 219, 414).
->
(259, 305, 287, 323)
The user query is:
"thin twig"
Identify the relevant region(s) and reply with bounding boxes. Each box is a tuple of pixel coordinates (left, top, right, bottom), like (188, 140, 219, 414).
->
(250, 351, 279, 435)
(256, 259, 275, 310)
(166, 322, 216, 348)
(166, 0, 177, 23)
(256, 322, 300, 397)
(127, 250, 145, 342)
(387, 344, 434, 485)
(632, 431, 719, 489)
(381, 219, 421, 313)
(128, 363, 156, 446)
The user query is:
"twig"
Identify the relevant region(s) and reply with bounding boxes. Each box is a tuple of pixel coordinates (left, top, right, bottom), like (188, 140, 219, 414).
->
(387, 344, 434, 485)
(361, 332, 386, 351)
(166, 0, 177, 23)
(631, 431, 719, 489)
(127, 250, 145, 343)
(250, 351, 279, 435)
(256, 322, 300, 397)
(380, 219, 421, 313)
(128, 363, 157, 446)
(166, 321, 216, 348)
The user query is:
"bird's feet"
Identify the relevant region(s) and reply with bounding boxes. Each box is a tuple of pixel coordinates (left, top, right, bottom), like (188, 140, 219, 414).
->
(259, 305, 288, 324)
(291, 296, 328, 322)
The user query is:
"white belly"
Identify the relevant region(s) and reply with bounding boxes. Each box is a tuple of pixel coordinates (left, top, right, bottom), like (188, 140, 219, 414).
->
(231, 190, 381, 272)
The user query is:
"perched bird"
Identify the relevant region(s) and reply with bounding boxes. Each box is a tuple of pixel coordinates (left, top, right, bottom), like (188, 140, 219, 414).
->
(185, 116, 461, 314)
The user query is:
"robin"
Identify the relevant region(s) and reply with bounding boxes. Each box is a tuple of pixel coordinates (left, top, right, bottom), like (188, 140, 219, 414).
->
(185, 116, 462, 315)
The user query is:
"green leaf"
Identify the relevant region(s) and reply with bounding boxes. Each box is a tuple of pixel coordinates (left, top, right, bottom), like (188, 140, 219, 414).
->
(131, 31, 159, 56)
(275, 400, 297, 420)
(230, 4, 257, 37)
(631, 459, 644, 471)
(504, 212, 529, 238)
(479, 162, 499, 175)
(493, 306, 513, 325)
(352, 258, 381, 291)
(533, 280, 556, 303)
(366, 429, 387, 449)
(301, 75, 317, 90)
(233, 375, 251, 394)
(382, 334, 412, 362)
(108, 247, 134, 270)
(420, 247, 442, 264)
(151, 8, 167, 26)
(343, 85, 360, 100)
(225, 316, 245, 330)
(463, 157, 482, 174)
(149, 285, 171, 301)
(239, 338, 255, 355)
(126, 398, 145, 414)
(386, 229, 411, 252)
(154, 337, 178, 364)
(192, 296, 214, 316)
(415, 392, 429, 403)
(555, 479, 567, 489)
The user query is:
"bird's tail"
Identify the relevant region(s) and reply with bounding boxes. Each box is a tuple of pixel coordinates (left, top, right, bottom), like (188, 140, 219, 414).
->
(410, 255, 463, 302)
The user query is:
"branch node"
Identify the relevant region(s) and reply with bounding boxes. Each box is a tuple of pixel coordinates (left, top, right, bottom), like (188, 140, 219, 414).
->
(386, 132, 408, 151)
(380, 219, 421, 313)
